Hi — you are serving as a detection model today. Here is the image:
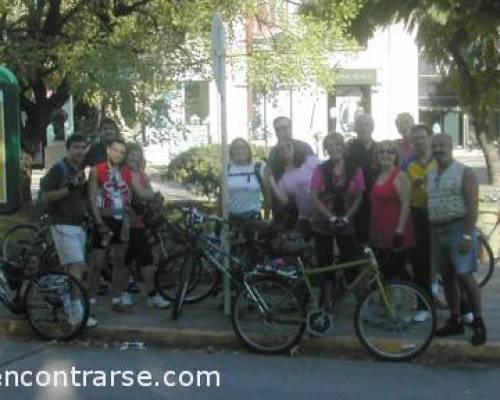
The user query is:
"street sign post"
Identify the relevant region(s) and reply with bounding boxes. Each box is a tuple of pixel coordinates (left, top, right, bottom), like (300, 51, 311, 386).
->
(211, 14, 231, 316)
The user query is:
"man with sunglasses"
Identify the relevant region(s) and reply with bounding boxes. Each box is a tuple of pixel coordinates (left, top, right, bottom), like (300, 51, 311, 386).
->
(267, 116, 314, 225)
(427, 134, 486, 345)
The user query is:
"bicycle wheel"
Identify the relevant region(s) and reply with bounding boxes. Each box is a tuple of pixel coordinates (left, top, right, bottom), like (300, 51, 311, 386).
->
(155, 252, 218, 303)
(355, 281, 435, 362)
(231, 274, 306, 355)
(2, 224, 40, 261)
(476, 233, 494, 287)
(24, 271, 89, 341)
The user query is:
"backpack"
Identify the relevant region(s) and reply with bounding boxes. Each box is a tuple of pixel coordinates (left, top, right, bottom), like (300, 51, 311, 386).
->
(227, 162, 264, 193)
(36, 160, 71, 213)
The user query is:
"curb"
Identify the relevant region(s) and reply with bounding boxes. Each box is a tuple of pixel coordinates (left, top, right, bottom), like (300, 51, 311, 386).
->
(1, 317, 499, 363)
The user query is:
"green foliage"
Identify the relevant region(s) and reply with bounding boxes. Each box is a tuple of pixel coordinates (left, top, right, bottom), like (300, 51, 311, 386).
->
(166, 144, 268, 199)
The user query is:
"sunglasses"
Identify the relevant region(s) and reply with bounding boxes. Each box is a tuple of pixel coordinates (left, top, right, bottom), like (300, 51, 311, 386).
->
(379, 149, 395, 155)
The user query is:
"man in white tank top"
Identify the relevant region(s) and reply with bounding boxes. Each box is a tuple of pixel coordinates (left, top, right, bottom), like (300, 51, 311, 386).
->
(427, 134, 486, 345)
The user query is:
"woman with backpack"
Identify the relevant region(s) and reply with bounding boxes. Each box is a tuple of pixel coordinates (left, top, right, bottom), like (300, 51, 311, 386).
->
(311, 132, 365, 305)
(227, 138, 267, 221)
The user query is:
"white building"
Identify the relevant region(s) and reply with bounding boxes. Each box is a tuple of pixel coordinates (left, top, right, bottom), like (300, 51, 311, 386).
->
(159, 21, 420, 162)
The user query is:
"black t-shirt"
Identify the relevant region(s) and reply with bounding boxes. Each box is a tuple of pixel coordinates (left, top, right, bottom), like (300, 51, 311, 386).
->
(41, 159, 87, 225)
(268, 139, 314, 181)
(82, 143, 107, 168)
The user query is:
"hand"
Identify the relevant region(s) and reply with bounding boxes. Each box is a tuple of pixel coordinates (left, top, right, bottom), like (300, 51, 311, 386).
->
(67, 173, 86, 191)
(392, 231, 405, 251)
(459, 235, 472, 254)
(329, 216, 348, 229)
(96, 223, 110, 237)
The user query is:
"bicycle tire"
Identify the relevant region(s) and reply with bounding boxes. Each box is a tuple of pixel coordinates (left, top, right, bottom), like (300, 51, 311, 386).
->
(355, 281, 435, 362)
(171, 254, 196, 320)
(24, 271, 89, 341)
(2, 224, 40, 261)
(155, 252, 218, 304)
(476, 233, 494, 287)
(231, 274, 306, 355)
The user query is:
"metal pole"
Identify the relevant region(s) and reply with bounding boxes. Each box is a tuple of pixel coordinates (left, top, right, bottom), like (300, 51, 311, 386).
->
(212, 14, 231, 316)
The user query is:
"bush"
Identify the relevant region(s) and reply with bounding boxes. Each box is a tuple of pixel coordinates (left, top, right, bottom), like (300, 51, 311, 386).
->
(166, 144, 268, 199)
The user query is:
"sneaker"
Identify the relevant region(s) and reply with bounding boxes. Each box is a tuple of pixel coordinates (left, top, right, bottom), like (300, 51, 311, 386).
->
(111, 300, 132, 314)
(89, 297, 98, 306)
(121, 292, 134, 307)
(413, 310, 431, 323)
(147, 294, 171, 309)
(435, 319, 465, 337)
(471, 317, 487, 346)
(86, 316, 99, 329)
(463, 312, 474, 325)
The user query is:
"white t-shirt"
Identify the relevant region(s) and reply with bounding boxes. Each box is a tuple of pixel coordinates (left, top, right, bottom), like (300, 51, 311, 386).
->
(227, 162, 264, 216)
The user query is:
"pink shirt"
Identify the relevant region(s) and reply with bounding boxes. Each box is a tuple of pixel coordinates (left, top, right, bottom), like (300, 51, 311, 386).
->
(278, 155, 320, 220)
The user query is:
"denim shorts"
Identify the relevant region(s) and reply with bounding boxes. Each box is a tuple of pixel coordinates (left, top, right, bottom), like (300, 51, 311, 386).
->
(430, 220, 477, 275)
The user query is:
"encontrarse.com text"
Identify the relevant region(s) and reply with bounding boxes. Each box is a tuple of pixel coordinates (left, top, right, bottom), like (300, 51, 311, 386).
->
(0, 368, 221, 388)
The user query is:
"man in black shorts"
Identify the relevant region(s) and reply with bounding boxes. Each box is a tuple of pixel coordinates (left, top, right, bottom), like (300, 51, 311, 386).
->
(87, 138, 156, 312)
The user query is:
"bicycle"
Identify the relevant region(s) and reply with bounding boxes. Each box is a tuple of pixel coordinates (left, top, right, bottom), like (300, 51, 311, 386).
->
(475, 209, 499, 287)
(155, 205, 291, 320)
(231, 244, 436, 361)
(0, 256, 89, 341)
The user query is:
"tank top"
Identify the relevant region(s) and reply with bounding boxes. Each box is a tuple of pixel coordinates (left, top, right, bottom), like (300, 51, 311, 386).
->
(96, 162, 133, 219)
(427, 161, 467, 223)
(370, 168, 414, 249)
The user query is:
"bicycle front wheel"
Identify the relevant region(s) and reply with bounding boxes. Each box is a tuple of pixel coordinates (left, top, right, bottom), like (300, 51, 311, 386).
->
(24, 271, 89, 341)
(476, 233, 494, 287)
(231, 274, 306, 355)
(355, 281, 435, 362)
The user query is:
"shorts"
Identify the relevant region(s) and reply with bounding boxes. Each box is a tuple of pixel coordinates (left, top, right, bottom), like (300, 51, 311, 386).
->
(430, 220, 477, 275)
(50, 225, 87, 266)
(125, 227, 153, 266)
(92, 218, 128, 249)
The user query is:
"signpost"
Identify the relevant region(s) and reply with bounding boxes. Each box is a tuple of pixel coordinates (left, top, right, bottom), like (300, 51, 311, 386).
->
(211, 14, 231, 315)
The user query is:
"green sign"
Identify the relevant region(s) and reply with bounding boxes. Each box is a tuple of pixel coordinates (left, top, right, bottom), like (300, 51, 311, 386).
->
(0, 66, 21, 213)
(335, 69, 377, 86)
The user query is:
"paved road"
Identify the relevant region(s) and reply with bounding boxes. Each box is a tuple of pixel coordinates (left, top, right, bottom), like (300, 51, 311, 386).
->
(0, 339, 498, 400)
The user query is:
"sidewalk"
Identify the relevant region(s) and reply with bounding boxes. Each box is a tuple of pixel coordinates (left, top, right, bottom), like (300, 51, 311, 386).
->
(1, 273, 499, 363)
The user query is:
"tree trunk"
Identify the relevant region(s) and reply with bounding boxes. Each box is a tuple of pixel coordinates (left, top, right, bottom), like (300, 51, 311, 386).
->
(472, 115, 500, 186)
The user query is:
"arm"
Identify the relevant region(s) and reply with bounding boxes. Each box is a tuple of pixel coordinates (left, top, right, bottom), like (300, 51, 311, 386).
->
(345, 192, 363, 221)
(394, 171, 412, 234)
(312, 189, 333, 220)
(263, 167, 289, 206)
(130, 171, 154, 201)
(260, 166, 272, 220)
(87, 167, 104, 225)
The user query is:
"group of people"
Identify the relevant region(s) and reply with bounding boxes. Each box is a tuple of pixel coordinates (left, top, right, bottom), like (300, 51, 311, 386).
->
(227, 113, 486, 346)
(41, 118, 170, 328)
(41, 112, 486, 346)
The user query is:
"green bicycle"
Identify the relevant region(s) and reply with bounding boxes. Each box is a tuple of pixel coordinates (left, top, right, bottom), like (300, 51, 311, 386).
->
(231, 245, 436, 361)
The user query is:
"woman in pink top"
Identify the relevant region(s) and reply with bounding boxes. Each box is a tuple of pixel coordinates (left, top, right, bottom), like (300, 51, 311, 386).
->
(370, 140, 414, 280)
(265, 138, 319, 238)
(311, 132, 365, 304)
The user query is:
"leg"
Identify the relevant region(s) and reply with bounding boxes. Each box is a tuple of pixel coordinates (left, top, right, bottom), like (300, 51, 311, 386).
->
(88, 249, 106, 298)
(314, 232, 334, 305)
(410, 208, 432, 299)
(110, 243, 129, 299)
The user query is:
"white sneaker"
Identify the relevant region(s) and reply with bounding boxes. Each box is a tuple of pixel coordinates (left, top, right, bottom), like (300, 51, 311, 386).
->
(121, 292, 133, 307)
(67, 301, 84, 325)
(89, 297, 98, 306)
(463, 312, 474, 324)
(86, 316, 99, 329)
(413, 310, 431, 323)
(147, 294, 171, 309)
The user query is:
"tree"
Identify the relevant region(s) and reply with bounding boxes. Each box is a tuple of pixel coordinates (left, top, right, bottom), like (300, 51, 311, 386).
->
(302, 0, 500, 184)
(0, 0, 242, 204)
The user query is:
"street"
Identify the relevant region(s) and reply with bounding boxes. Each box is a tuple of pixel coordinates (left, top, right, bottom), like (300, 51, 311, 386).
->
(0, 338, 498, 400)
